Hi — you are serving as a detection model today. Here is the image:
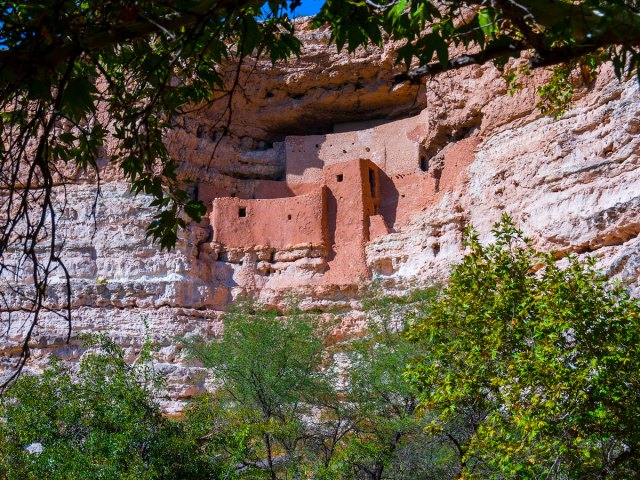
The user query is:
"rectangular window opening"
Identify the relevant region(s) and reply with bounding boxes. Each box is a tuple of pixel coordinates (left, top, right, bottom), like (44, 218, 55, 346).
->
(239, 207, 247, 217)
(287, 214, 292, 220)
(420, 156, 429, 172)
(336, 174, 344, 182)
(368, 168, 376, 197)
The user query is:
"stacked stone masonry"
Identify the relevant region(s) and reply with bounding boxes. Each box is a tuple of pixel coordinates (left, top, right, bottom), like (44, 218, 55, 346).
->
(203, 114, 476, 287)
(1, 22, 640, 414)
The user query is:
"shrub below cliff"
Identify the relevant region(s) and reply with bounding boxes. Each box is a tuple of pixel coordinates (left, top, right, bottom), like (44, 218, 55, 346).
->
(2, 217, 640, 479)
(0, 336, 212, 480)
(184, 294, 452, 479)
(406, 216, 640, 479)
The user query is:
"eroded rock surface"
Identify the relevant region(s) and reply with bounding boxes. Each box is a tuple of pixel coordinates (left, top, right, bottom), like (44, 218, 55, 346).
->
(1, 21, 639, 412)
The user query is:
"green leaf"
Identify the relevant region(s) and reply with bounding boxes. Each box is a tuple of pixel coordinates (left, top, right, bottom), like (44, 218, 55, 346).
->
(62, 77, 98, 120)
(58, 132, 76, 144)
(242, 16, 262, 54)
(478, 8, 499, 38)
(184, 200, 206, 222)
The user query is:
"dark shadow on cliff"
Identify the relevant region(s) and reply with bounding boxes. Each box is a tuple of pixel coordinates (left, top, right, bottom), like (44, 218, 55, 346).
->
(378, 169, 399, 231)
(325, 187, 337, 262)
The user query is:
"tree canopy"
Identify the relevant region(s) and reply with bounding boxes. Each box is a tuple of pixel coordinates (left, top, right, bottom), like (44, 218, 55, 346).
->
(2, 0, 640, 381)
(0, 335, 210, 479)
(406, 217, 640, 478)
(4, 239, 640, 478)
(185, 295, 452, 479)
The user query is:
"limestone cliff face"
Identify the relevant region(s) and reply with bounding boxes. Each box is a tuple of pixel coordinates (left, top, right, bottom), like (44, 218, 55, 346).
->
(367, 68, 640, 296)
(1, 21, 639, 413)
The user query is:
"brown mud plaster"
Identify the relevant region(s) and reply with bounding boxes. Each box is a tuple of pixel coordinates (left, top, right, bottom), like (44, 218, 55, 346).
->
(204, 113, 476, 286)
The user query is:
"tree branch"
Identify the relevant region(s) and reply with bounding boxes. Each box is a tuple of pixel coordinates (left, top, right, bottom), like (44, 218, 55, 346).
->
(393, 41, 525, 83)
(395, 0, 640, 84)
(0, 0, 262, 74)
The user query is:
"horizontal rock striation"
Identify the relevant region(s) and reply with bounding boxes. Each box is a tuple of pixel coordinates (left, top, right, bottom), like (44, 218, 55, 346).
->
(1, 22, 639, 412)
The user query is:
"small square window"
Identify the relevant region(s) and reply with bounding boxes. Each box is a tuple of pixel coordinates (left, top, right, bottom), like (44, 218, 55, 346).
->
(287, 214, 292, 220)
(239, 207, 247, 217)
(336, 174, 343, 182)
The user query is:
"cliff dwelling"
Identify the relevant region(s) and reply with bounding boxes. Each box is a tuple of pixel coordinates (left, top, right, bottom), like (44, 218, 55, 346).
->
(200, 113, 479, 287)
(1, 10, 639, 423)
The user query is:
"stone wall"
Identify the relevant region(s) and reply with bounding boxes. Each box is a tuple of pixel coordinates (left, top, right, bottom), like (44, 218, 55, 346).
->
(1, 21, 640, 413)
(208, 158, 382, 286)
(211, 188, 328, 251)
(322, 159, 380, 284)
(284, 114, 424, 184)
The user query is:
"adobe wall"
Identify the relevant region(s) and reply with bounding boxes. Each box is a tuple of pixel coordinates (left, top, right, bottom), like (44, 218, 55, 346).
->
(208, 158, 382, 286)
(204, 113, 478, 264)
(322, 159, 380, 284)
(284, 112, 429, 185)
(280, 113, 479, 234)
(380, 136, 480, 229)
(200, 102, 479, 290)
(279, 110, 484, 232)
(197, 178, 294, 207)
(210, 187, 328, 250)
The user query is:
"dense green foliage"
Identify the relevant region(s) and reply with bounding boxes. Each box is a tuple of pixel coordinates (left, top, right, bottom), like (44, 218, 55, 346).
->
(184, 296, 447, 479)
(406, 216, 640, 479)
(0, 336, 211, 479)
(339, 288, 451, 480)
(3, 219, 640, 478)
(185, 301, 331, 479)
